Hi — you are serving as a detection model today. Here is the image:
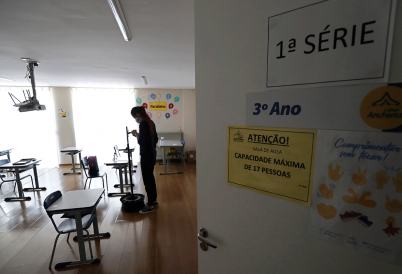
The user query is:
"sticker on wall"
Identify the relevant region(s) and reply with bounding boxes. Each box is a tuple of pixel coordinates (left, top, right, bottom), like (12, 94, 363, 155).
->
(147, 112, 152, 119)
(136, 98, 142, 104)
(166, 94, 172, 100)
(169, 103, 174, 109)
(156, 112, 161, 122)
(151, 93, 156, 100)
(360, 85, 402, 131)
(156, 93, 161, 100)
(173, 109, 178, 115)
(142, 103, 148, 109)
(165, 113, 170, 119)
(174, 96, 180, 102)
(58, 109, 69, 118)
(149, 101, 167, 111)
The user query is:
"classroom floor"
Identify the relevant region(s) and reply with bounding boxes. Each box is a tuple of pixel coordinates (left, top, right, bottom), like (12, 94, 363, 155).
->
(0, 162, 197, 274)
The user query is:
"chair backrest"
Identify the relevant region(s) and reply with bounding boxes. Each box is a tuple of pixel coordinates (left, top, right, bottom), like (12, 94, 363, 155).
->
(81, 157, 89, 177)
(44, 190, 62, 210)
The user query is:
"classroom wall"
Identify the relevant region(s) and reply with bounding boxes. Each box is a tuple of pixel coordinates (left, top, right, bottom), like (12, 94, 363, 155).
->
(195, 0, 402, 273)
(135, 88, 197, 152)
(51, 87, 77, 164)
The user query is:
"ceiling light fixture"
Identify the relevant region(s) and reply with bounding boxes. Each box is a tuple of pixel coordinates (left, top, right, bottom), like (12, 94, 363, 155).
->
(106, 0, 132, 41)
(141, 76, 148, 85)
(0, 77, 14, 81)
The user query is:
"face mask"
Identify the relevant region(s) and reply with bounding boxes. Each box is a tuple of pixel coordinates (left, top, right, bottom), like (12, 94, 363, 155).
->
(135, 118, 142, 123)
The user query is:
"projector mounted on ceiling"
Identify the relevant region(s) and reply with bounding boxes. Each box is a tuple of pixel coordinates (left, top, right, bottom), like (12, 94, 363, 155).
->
(8, 58, 46, 112)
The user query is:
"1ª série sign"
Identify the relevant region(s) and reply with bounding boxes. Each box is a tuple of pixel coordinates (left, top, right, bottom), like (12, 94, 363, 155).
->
(227, 126, 317, 206)
(267, 0, 396, 88)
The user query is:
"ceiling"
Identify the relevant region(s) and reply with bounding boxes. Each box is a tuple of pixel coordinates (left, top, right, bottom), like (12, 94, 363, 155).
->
(0, 0, 195, 89)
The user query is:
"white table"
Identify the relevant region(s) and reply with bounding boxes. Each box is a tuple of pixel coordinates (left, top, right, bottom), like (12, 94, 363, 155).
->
(104, 160, 131, 197)
(0, 159, 45, 201)
(60, 147, 83, 175)
(46, 189, 110, 268)
(157, 140, 184, 175)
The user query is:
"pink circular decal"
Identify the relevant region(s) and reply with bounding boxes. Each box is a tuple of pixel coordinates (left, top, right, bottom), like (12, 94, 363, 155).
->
(147, 112, 152, 118)
(173, 109, 178, 115)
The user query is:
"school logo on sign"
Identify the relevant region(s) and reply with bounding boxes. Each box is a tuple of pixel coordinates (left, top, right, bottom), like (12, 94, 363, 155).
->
(233, 131, 244, 142)
(360, 86, 402, 130)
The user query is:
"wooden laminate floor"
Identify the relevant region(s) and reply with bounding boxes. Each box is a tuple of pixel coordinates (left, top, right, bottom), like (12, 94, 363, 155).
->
(0, 162, 197, 274)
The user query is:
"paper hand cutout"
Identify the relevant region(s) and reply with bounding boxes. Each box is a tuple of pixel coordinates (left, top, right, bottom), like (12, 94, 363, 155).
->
(342, 189, 377, 207)
(376, 170, 390, 190)
(358, 191, 377, 208)
(352, 167, 367, 186)
(328, 164, 344, 181)
(318, 184, 333, 199)
(385, 195, 402, 213)
(392, 173, 402, 193)
(342, 189, 359, 204)
(383, 217, 400, 237)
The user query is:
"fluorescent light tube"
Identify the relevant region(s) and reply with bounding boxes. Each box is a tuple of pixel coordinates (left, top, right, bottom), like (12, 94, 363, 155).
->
(0, 77, 14, 81)
(107, 0, 132, 41)
(141, 76, 148, 85)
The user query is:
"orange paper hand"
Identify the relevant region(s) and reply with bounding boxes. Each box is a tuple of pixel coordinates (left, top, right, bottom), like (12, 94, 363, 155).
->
(328, 164, 344, 181)
(342, 189, 359, 204)
(392, 173, 402, 193)
(352, 167, 367, 186)
(385, 195, 402, 213)
(376, 170, 390, 190)
(318, 184, 333, 199)
(358, 191, 377, 208)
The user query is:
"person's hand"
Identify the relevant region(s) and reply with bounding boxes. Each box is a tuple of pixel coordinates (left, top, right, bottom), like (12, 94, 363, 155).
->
(376, 170, 389, 190)
(392, 173, 402, 193)
(328, 164, 344, 181)
(352, 167, 367, 186)
(131, 130, 138, 136)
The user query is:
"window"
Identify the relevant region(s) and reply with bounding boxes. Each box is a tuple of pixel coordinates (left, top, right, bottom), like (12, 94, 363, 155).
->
(0, 87, 58, 167)
(72, 88, 138, 164)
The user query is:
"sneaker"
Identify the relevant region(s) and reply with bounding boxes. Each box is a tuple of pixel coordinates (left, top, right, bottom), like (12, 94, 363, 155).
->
(150, 201, 159, 207)
(339, 211, 362, 221)
(357, 215, 373, 228)
(139, 205, 155, 214)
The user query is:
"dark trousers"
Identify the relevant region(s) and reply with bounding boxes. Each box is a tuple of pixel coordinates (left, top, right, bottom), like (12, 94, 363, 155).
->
(141, 161, 157, 205)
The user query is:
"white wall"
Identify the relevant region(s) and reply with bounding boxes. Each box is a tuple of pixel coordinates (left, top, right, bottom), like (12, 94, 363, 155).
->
(195, 0, 402, 273)
(183, 89, 196, 153)
(51, 87, 77, 164)
(135, 88, 196, 153)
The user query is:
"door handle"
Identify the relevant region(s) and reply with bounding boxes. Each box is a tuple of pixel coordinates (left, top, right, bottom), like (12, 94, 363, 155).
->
(198, 228, 217, 251)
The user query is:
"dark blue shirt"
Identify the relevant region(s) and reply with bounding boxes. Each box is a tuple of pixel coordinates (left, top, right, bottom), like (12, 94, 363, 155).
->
(138, 120, 158, 163)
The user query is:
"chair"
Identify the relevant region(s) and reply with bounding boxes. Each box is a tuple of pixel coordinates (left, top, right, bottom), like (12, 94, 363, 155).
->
(167, 140, 186, 171)
(81, 157, 108, 190)
(44, 191, 96, 269)
(0, 159, 34, 191)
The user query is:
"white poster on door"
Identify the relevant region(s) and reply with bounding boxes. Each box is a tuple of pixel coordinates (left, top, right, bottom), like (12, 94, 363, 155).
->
(267, 0, 396, 88)
(309, 129, 402, 264)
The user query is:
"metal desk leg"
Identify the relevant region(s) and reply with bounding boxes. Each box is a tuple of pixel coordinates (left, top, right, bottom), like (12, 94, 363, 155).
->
(55, 211, 100, 268)
(114, 165, 133, 188)
(5, 168, 31, 201)
(7, 152, 10, 161)
(63, 153, 81, 175)
(24, 164, 46, 191)
(79, 152, 83, 169)
(73, 208, 110, 241)
(159, 147, 183, 175)
(108, 166, 130, 197)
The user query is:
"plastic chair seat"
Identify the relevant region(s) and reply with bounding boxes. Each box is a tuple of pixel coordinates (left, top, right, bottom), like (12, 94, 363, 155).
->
(167, 152, 183, 157)
(57, 214, 96, 234)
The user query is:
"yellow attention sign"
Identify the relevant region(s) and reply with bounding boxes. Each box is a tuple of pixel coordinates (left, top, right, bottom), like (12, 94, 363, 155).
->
(227, 126, 317, 206)
(149, 101, 167, 111)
